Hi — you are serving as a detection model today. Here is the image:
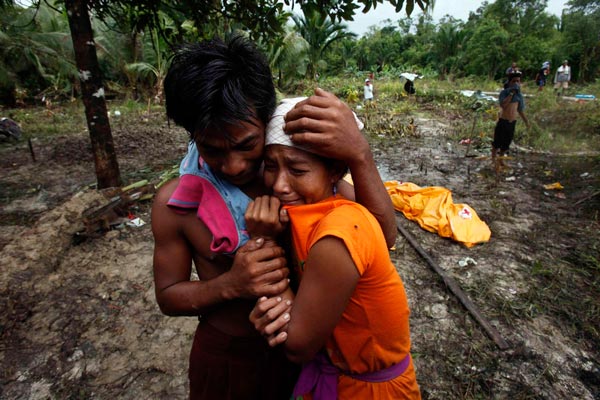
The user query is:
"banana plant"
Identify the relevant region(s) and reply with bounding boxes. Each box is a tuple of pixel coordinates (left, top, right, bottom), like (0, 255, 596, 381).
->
(124, 22, 171, 103)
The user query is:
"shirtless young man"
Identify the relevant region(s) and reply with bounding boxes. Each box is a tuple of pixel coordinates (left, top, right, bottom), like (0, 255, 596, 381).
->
(151, 35, 395, 400)
(492, 71, 530, 168)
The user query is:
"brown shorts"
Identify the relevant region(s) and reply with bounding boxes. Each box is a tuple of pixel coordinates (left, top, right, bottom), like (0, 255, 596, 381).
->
(188, 321, 299, 400)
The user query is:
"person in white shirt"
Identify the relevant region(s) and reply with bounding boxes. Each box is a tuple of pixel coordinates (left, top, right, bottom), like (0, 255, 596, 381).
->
(364, 78, 374, 103)
(554, 60, 571, 96)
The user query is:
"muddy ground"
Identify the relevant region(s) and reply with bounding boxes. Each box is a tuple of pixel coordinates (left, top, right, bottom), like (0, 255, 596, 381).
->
(0, 103, 599, 399)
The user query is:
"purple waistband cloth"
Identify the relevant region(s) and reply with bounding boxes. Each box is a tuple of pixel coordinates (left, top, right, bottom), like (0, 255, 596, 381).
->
(292, 352, 411, 400)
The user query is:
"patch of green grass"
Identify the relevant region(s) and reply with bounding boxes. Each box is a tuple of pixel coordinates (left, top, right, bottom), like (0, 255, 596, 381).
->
(8, 76, 600, 162)
(523, 84, 600, 153)
(5, 98, 171, 143)
(521, 247, 600, 347)
(8, 102, 87, 140)
(326, 76, 600, 155)
(530, 260, 554, 277)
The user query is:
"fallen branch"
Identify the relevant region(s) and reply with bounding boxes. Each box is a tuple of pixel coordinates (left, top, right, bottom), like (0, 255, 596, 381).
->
(573, 190, 600, 206)
(395, 217, 510, 350)
(28, 138, 36, 162)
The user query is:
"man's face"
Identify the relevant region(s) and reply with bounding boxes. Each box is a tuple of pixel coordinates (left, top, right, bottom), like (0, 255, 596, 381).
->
(195, 117, 265, 187)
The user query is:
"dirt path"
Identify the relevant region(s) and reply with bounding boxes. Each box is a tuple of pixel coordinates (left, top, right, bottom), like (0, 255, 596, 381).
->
(375, 116, 600, 398)
(0, 108, 598, 399)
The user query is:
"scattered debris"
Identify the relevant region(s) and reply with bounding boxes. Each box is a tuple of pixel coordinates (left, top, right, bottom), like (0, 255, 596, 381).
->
(459, 90, 497, 102)
(77, 180, 155, 239)
(156, 165, 179, 189)
(574, 190, 600, 206)
(28, 138, 36, 162)
(543, 182, 564, 190)
(458, 257, 477, 267)
(126, 217, 146, 228)
(0, 117, 22, 140)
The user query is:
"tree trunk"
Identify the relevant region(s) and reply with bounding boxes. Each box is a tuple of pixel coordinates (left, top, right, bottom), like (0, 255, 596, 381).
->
(65, 0, 121, 188)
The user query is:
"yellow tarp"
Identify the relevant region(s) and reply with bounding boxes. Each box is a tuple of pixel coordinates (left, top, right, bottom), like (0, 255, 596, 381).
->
(385, 181, 491, 248)
(543, 182, 564, 190)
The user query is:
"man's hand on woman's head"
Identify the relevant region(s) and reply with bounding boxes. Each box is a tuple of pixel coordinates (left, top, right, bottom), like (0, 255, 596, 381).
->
(283, 88, 370, 165)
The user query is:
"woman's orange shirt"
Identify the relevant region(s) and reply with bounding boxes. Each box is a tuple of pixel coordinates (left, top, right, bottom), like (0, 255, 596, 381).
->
(286, 196, 421, 399)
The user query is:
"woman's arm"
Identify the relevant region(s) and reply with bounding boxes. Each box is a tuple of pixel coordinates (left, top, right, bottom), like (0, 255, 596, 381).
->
(283, 236, 360, 364)
(249, 236, 360, 358)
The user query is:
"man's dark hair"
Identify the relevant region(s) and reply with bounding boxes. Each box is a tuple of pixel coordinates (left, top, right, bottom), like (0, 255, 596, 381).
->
(508, 71, 522, 80)
(164, 35, 276, 141)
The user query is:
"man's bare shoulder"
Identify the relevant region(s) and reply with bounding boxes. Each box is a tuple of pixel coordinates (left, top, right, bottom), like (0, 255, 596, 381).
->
(151, 179, 181, 232)
(151, 178, 214, 262)
(153, 178, 179, 208)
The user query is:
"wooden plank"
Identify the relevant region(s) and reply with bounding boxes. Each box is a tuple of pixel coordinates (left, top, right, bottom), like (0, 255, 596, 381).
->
(396, 218, 510, 350)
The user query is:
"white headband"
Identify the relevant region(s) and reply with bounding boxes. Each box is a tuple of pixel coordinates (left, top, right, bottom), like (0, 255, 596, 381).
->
(265, 97, 364, 149)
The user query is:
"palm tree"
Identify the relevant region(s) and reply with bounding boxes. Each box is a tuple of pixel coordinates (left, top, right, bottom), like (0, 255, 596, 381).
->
(292, 9, 356, 79)
(124, 23, 171, 103)
(263, 27, 308, 88)
(432, 21, 466, 79)
(0, 3, 77, 104)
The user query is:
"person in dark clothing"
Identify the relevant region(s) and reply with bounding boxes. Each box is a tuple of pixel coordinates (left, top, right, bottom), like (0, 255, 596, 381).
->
(535, 61, 551, 91)
(492, 71, 530, 169)
(404, 80, 416, 95)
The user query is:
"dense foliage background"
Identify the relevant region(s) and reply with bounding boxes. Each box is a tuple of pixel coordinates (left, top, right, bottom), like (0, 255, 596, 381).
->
(1, 0, 599, 188)
(1, 0, 599, 106)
